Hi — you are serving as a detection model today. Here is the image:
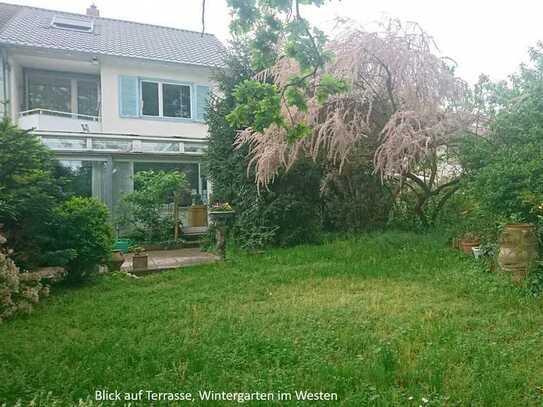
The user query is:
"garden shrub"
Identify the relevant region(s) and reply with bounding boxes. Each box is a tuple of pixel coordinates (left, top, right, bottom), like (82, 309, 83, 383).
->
(321, 151, 393, 232)
(466, 144, 543, 225)
(240, 160, 323, 248)
(458, 45, 543, 239)
(0, 119, 70, 268)
(45, 197, 113, 283)
(0, 233, 59, 322)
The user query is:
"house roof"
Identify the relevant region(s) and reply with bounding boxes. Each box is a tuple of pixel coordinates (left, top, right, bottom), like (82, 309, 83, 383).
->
(0, 2, 226, 68)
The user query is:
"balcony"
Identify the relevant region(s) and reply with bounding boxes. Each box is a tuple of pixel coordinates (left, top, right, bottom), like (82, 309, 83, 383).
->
(18, 109, 102, 133)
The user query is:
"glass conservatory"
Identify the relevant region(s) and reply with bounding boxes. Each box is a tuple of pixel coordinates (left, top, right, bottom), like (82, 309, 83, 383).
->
(37, 131, 209, 214)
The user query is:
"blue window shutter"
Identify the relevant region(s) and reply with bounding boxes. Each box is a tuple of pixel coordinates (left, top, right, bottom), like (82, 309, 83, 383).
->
(119, 76, 139, 117)
(196, 85, 210, 121)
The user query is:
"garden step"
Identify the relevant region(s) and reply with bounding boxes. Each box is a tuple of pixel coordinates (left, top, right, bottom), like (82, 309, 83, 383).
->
(183, 239, 205, 248)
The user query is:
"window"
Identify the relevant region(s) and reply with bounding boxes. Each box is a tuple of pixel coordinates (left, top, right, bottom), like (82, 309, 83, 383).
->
(163, 83, 191, 118)
(42, 137, 86, 150)
(25, 70, 100, 117)
(59, 160, 92, 197)
(77, 80, 99, 117)
(140, 80, 192, 119)
(141, 141, 180, 153)
(141, 81, 159, 116)
(28, 74, 71, 113)
(92, 139, 132, 152)
(184, 142, 206, 154)
(134, 162, 200, 194)
(51, 16, 94, 32)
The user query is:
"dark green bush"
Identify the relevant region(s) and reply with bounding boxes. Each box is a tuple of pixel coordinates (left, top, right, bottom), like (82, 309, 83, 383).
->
(0, 119, 69, 268)
(0, 119, 114, 278)
(235, 160, 322, 248)
(46, 197, 113, 283)
(321, 154, 392, 232)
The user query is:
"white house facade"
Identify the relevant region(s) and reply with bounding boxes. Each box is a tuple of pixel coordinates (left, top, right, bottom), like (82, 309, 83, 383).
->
(0, 2, 224, 223)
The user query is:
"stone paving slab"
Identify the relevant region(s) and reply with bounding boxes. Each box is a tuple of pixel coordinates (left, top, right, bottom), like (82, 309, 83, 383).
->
(120, 248, 219, 274)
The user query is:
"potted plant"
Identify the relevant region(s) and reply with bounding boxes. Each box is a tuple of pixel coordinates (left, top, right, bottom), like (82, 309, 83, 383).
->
(458, 232, 481, 255)
(131, 246, 148, 271)
(208, 202, 235, 224)
(109, 249, 125, 272)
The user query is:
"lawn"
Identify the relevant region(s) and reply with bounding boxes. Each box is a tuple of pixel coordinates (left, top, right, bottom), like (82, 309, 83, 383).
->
(1, 232, 543, 406)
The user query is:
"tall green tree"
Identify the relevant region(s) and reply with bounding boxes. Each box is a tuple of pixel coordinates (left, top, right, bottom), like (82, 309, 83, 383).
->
(205, 42, 322, 249)
(462, 43, 543, 225)
(223, 0, 347, 142)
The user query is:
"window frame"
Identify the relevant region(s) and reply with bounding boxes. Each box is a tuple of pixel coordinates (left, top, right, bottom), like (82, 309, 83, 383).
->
(140, 80, 161, 117)
(24, 69, 100, 118)
(50, 15, 94, 33)
(132, 160, 202, 195)
(139, 79, 193, 120)
(77, 78, 100, 117)
(162, 82, 192, 119)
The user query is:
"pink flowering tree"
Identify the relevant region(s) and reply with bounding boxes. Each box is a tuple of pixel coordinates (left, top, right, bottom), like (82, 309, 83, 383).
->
(230, 20, 479, 225)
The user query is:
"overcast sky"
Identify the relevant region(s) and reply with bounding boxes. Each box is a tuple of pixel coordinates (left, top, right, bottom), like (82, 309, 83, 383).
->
(8, 0, 542, 84)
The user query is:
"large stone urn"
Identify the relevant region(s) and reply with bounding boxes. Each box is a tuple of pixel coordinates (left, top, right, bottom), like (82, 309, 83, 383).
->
(209, 210, 235, 259)
(109, 250, 125, 272)
(498, 223, 539, 282)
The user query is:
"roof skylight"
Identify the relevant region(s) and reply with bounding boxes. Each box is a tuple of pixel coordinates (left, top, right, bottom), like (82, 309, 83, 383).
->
(51, 15, 94, 33)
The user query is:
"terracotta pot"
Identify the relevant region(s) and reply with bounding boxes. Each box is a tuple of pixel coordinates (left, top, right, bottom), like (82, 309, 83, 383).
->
(498, 223, 539, 282)
(110, 250, 125, 272)
(133, 254, 148, 271)
(459, 238, 480, 255)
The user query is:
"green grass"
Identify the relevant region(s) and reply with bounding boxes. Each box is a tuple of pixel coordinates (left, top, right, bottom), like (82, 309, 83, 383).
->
(1, 231, 543, 406)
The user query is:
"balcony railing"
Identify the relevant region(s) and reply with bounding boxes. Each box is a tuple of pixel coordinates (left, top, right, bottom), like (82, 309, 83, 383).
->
(37, 132, 207, 156)
(20, 108, 100, 121)
(18, 108, 102, 133)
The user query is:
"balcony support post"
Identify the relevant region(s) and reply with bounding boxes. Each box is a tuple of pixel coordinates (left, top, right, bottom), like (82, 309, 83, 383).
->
(104, 155, 113, 211)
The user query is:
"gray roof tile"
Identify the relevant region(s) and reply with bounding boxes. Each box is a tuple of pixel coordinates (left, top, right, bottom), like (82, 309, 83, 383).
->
(0, 2, 226, 67)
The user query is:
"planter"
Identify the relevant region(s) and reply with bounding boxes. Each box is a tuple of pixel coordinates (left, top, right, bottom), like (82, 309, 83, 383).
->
(209, 210, 235, 226)
(133, 254, 148, 271)
(471, 246, 482, 259)
(188, 205, 208, 227)
(498, 223, 538, 282)
(110, 250, 125, 272)
(459, 238, 480, 255)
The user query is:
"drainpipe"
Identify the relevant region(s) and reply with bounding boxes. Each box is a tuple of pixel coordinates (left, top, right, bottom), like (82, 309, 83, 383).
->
(0, 47, 10, 119)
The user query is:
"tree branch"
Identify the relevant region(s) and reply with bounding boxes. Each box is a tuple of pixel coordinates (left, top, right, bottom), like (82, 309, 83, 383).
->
(405, 172, 431, 195)
(433, 177, 461, 195)
(431, 184, 461, 223)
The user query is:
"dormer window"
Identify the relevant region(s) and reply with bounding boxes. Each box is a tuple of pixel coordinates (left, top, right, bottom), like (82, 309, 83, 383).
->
(51, 15, 94, 33)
